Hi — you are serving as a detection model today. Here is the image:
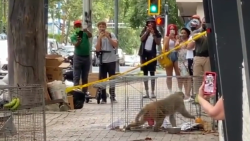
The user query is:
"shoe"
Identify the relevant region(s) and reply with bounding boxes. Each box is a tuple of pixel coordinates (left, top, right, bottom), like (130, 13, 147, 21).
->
(143, 91, 150, 98)
(101, 100, 107, 104)
(151, 93, 156, 99)
(184, 97, 194, 102)
(111, 98, 118, 103)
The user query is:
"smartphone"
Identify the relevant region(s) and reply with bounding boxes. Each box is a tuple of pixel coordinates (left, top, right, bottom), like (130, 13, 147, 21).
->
(77, 31, 83, 38)
(203, 72, 217, 95)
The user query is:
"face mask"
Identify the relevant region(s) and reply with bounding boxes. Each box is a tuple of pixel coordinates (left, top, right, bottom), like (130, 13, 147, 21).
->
(170, 30, 175, 35)
(190, 27, 196, 31)
(75, 28, 81, 32)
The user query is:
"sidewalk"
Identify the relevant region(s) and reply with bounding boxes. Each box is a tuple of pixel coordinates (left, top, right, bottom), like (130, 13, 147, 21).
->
(46, 103, 218, 141)
(46, 78, 218, 141)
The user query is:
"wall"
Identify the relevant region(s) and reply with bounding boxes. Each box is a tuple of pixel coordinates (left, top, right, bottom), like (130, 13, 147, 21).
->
(196, 3, 204, 19)
(242, 63, 250, 141)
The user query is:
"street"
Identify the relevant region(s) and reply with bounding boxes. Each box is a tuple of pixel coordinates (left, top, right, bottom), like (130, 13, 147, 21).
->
(91, 66, 139, 73)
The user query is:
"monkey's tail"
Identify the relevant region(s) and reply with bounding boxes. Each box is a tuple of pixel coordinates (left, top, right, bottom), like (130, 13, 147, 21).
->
(135, 106, 148, 122)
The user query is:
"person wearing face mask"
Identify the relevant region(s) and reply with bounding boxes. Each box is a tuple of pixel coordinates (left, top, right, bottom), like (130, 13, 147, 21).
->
(177, 28, 193, 101)
(163, 24, 182, 93)
(70, 20, 92, 94)
(187, 17, 211, 103)
(138, 17, 162, 99)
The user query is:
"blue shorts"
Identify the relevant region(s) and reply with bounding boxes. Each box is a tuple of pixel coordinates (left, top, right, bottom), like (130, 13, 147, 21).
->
(168, 52, 178, 62)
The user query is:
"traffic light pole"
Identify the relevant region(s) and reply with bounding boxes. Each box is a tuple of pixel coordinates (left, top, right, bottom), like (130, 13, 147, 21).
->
(163, 4, 168, 36)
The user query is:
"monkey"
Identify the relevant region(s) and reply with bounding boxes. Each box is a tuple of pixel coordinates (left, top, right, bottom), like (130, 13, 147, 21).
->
(126, 92, 195, 132)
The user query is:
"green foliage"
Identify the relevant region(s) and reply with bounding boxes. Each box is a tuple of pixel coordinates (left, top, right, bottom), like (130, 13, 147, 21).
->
(48, 34, 62, 42)
(48, 0, 181, 54)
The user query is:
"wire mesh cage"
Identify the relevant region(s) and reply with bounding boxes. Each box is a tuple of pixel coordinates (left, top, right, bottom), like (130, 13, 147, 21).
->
(94, 75, 215, 132)
(0, 84, 46, 141)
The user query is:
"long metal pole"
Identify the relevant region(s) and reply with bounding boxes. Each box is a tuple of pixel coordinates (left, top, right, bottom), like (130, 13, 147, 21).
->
(82, 0, 93, 72)
(114, 0, 120, 73)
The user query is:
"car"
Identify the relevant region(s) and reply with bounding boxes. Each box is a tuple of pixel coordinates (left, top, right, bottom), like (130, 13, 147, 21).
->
(0, 40, 8, 79)
(124, 55, 135, 66)
(117, 49, 125, 66)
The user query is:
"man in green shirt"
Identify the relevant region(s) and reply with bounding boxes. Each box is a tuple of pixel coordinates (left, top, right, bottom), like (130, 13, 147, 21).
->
(70, 20, 92, 93)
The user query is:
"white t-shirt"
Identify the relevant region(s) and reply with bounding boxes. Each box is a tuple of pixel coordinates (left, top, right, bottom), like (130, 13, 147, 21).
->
(144, 34, 154, 51)
(186, 36, 194, 59)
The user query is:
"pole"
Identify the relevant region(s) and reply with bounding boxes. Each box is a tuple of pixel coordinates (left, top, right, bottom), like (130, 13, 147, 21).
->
(114, 0, 120, 73)
(164, 4, 168, 36)
(82, 0, 93, 72)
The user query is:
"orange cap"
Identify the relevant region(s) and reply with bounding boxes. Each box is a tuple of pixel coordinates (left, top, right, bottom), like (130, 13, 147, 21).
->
(74, 20, 82, 25)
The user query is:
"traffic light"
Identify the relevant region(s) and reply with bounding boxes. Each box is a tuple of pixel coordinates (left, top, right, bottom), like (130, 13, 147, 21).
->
(148, 0, 161, 15)
(155, 16, 164, 26)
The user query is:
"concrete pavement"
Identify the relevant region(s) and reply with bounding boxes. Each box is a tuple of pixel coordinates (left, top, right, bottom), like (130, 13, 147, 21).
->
(46, 78, 218, 141)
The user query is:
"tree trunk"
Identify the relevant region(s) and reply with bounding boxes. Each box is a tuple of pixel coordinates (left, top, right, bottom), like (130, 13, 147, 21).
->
(8, 0, 46, 105)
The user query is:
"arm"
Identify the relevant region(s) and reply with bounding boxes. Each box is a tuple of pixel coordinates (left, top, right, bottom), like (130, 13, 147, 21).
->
(187, 41, 195, 50)
(108, 33, 118, 48)
(140, 30, 150, 41)
(162, 36, 170, 52)
(71, 35, 81, 47)
(198, 96, 225, 120)
(84, 29, 92, 38)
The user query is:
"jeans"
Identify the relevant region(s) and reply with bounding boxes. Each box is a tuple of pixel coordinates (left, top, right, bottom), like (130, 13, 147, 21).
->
(100, 61, 116, 101)
(73, 55, 91, 93)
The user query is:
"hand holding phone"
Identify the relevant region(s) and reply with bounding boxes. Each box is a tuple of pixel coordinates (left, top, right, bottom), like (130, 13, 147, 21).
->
(203, 72, 217, 95)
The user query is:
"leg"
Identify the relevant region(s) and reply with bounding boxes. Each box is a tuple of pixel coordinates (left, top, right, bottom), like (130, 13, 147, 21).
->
(193, 57, 204, 95)
(81, 56, 91, 93)
(143, 69, 150, 98)
(100, 63, 108, 103)
(173, 61, 182, 91)
(107, 62, 116, 101)
(150, 71, 156, 98)
(169, 115, 177, 127)
(73, 55, 82, 86)
(204, 57, 211, 72)
(153, 118, 165, 132)
(165, 65, 173, 93)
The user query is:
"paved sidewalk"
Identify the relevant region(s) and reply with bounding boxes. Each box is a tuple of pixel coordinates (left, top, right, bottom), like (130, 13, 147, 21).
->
(46, 78, 218, 141)
(46, 103, 218, 141)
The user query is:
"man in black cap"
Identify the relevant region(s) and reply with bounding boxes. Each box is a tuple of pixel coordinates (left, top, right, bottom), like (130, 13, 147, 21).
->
(138, 17, 162, 98)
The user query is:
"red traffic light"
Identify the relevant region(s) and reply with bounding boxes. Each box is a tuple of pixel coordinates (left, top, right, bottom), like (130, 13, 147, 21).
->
(156, 17, 164, 25)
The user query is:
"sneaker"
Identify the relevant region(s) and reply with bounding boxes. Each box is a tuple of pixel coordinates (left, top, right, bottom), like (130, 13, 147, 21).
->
(151, 94, 156, 99)
(184, 97, 194, 102)
(101, 100, 107, 104)
(111, 98, 118, 103)
(143, 95, 150, 98)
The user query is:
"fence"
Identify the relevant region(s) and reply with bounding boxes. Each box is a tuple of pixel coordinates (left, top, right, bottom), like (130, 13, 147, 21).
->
(94, 75, 215, 132)
(0, 85, 46, 141)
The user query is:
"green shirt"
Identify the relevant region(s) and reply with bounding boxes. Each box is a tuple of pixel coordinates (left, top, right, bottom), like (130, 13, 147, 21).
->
(70, 32, 90, 56)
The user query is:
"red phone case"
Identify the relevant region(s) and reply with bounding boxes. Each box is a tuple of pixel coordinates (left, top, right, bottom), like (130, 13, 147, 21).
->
(203, 72, 217, 95)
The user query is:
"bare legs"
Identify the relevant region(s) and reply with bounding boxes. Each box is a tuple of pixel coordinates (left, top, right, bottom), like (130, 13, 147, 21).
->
(165, 61, 182, 93)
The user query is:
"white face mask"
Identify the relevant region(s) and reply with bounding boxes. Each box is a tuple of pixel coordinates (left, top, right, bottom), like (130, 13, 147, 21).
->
(170, 30, 175, 35)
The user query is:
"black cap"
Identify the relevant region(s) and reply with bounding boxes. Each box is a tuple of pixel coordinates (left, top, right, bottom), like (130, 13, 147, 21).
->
(146, 16, 155, 22)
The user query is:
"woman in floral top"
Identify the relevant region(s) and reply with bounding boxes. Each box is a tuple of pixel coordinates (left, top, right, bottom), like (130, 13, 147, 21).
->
(178, 28, 192, 101)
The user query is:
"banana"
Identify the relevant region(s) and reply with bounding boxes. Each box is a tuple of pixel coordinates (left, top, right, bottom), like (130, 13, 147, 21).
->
(10, 98, 20, 111)
(4, 98, 17, 108)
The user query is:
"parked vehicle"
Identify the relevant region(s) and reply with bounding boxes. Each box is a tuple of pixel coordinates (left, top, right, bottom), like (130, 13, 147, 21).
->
(118, 49, 125, 66)
(124, 55, 135, 66)
(0, 40, 8, 79)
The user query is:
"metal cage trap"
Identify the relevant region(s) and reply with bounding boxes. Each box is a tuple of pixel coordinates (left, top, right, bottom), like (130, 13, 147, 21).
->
(93, 75, 215, 132)
(0, 84, 46, 141)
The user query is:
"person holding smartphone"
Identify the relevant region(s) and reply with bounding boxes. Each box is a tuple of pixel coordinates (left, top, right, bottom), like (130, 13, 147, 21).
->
(70, 20, 92, 93)
(138, 17, 162, 98)
(92, 21, 118, 104)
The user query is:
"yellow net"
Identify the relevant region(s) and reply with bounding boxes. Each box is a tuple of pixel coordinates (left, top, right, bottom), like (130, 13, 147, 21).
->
(65, 31, 207, 93)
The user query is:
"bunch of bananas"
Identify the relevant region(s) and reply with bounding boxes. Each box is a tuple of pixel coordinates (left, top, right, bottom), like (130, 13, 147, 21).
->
(4, 98, 20, 110)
